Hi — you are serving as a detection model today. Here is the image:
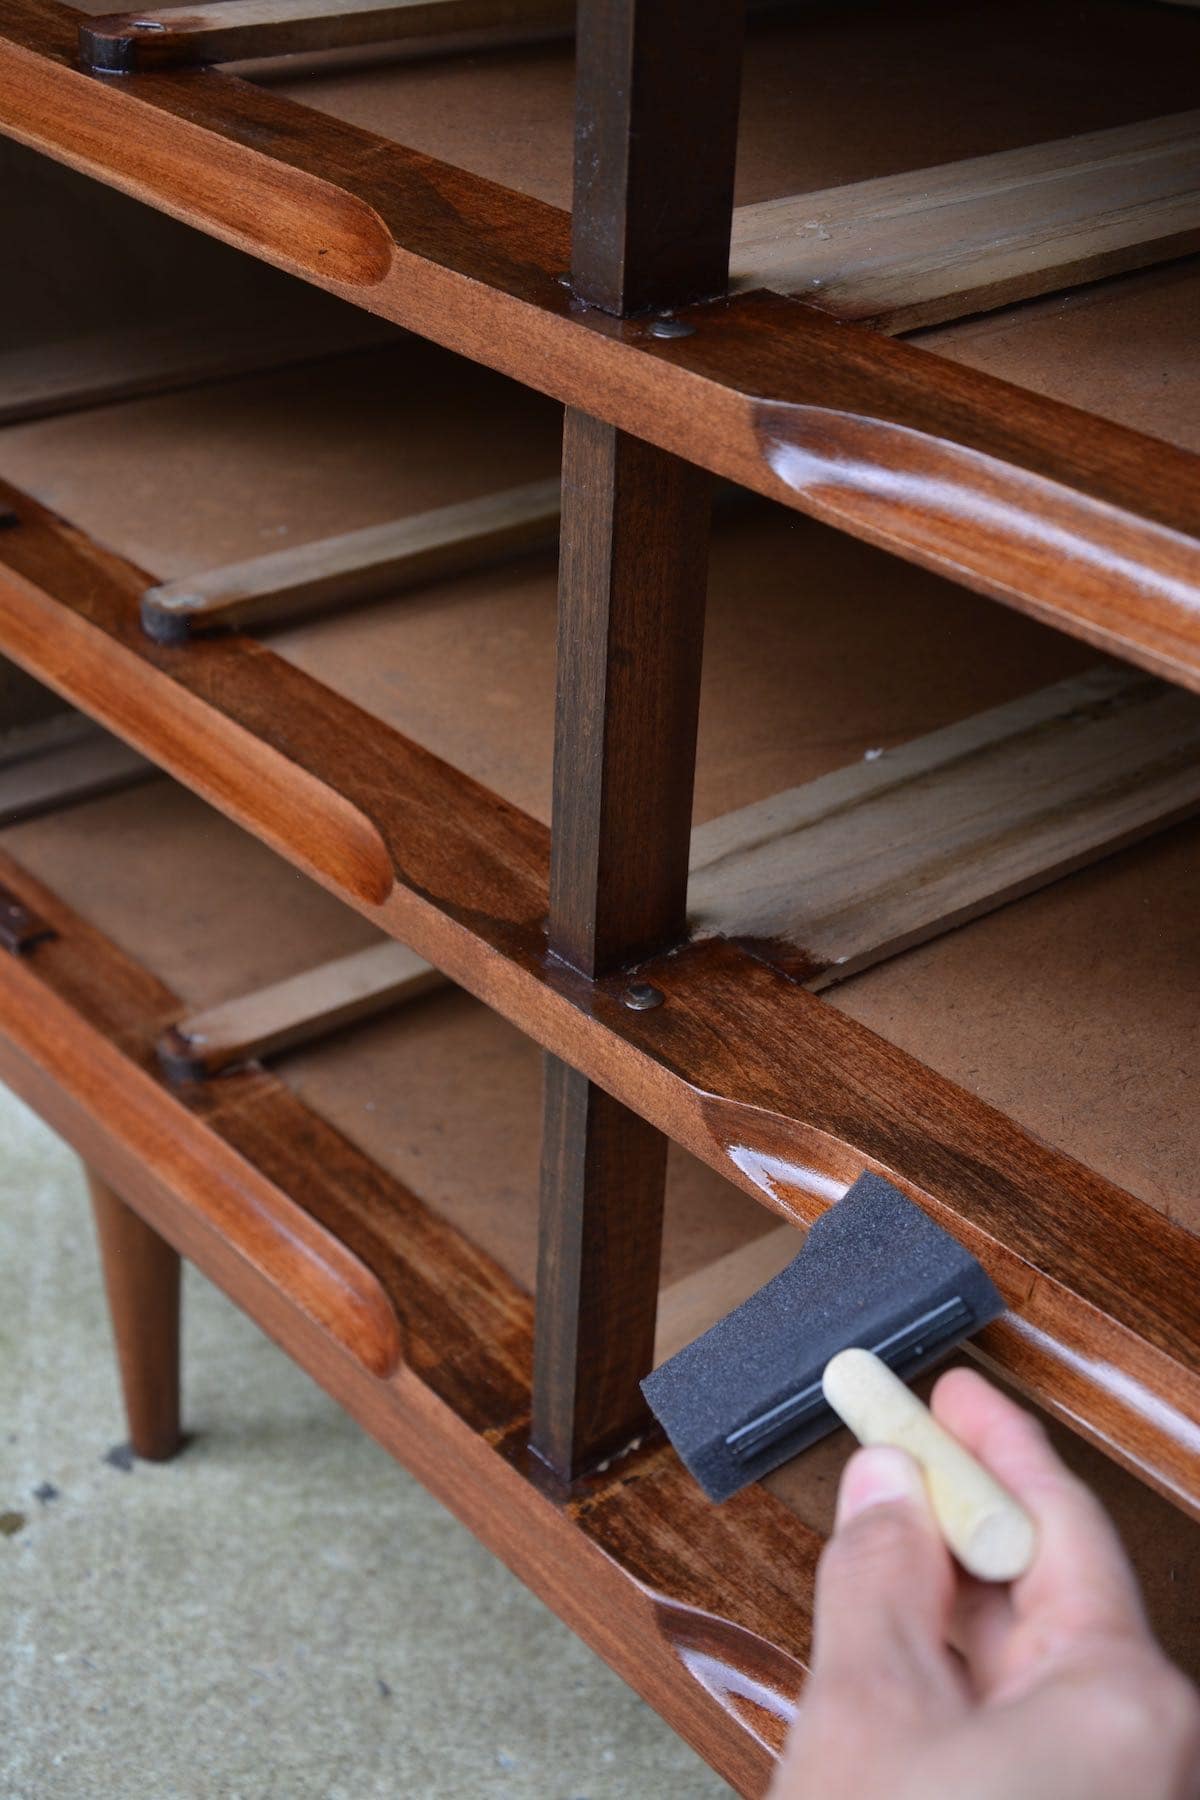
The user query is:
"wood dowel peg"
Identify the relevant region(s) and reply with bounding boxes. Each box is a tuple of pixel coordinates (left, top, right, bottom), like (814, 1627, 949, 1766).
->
(822, 1348, 1037, 1582)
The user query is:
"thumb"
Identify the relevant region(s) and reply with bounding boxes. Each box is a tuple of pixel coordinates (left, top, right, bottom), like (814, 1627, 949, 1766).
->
(809, 1446, 966, 1722)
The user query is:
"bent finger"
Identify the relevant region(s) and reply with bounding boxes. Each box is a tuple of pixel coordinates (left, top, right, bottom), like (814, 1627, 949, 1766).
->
(931, 1367, 1145, 1637)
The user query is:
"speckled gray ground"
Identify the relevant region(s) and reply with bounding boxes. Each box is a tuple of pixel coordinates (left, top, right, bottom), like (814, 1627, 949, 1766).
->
(0, 1083, 729, 1800)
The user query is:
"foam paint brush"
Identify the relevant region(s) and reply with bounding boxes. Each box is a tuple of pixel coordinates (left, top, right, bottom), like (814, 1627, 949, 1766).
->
(642, 1171, 1024, 1562)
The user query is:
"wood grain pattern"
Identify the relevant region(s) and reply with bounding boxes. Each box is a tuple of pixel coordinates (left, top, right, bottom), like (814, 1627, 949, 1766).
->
(570, 0, 744, 315)
(731, 112, 1200, 332)
(86, 1166, 182, 1460)
(689, 666, 1200, 985)
(549, 413, 709, 977)
(531, 1060, 667, 1477)
(0, 309, 395, 427)
(0, 480, 1195, 1514)
(80, 0, 574, 73)
(159, 938, 445, 1079)
(0, 711, 152, 824)
(141, 478, 561, 642)
(0, 847, 814, 1796)
(1, 0, 1197, 680)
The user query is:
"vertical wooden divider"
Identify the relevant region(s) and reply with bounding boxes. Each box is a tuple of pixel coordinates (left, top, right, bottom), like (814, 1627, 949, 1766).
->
(531, 0, 746, 1483)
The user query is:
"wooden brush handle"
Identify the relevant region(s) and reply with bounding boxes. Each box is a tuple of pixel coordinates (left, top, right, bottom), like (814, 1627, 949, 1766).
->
(822, 1348, 1036, 1582)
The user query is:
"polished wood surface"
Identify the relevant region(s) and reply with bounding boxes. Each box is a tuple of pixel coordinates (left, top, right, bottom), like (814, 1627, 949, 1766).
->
(532, 1060, 667, 1477)
(0, 480, 1194, 1512)
(1, 0, 1195, 682)
(731, 111, 1200, 332)
(549, 414, 709, 978)
(86, 1166, 182, 1460)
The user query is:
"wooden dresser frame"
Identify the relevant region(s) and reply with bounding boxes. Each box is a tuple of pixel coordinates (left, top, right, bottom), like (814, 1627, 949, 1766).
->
(0, 2, 1196, 1791)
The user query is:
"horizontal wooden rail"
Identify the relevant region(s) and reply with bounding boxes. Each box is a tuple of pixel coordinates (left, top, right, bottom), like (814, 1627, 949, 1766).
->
(0, 480, 1196, 1517)
(159, 938, 445, 1079)
(141, 478, 561, 642)
(731, 111, 1200, 332)
(79, 0, 575, 73)
(1, 0, 1197, 686)
(0, 848, 813, 1796)
(689, 665, 1200, 985)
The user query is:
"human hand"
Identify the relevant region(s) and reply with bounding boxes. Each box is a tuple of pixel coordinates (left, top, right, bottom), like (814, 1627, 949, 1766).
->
(771, 1367, 1200, 1800)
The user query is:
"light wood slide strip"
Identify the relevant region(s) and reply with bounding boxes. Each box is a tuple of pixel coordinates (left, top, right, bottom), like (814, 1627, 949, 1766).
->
(689, 667, 1200, 985)
(80, 0, 575, 72)
(731, 112, 1200, 332)
(159, 939, 446, 1080)
(0, 713, 153, 824)
(0, 313, 396, 428)
(141, 478, 561, 642)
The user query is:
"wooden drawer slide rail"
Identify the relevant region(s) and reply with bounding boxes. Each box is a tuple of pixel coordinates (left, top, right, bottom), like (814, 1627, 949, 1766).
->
(0, 478, 1196, 1517)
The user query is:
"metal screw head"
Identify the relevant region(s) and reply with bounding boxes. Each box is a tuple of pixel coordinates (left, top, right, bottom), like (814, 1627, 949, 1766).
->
(622, 981, 664, 1011)
(648, 318, 694, 340)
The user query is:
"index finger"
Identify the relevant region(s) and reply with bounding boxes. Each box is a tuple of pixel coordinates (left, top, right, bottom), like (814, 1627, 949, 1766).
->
(930, 1365, 1146, 1638)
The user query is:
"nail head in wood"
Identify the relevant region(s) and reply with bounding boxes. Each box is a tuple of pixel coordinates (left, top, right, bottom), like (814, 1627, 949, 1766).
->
(622, 981, 664, 1011)
(647, 319, 695, 339)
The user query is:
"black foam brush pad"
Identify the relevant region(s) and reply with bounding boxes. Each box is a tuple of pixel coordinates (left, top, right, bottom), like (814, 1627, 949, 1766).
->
(641, 1171, 1004, 1502)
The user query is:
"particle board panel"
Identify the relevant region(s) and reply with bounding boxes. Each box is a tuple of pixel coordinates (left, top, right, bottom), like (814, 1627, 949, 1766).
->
(916, 258, 1200, 456)
(267, 1, 1200, 215)
(828, 820, 1200, 1234)
(0, 340, 561, 582)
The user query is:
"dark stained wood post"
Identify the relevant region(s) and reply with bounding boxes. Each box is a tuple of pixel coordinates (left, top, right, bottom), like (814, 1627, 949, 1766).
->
(87, 1168, 183, 1461)
(531, 0, 746, 1482)
(571, 0, 745, 318)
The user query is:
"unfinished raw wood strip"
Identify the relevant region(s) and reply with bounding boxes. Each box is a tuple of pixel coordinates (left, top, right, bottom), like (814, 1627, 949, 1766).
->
(141, 478, 561, 643)
(159, 939, 446, 1080)
(689, 666, 1200, 985)
(0, 712, 153, 823)
(79, 0, 574, 72)
(0, 311, 397, 428)
(731, 112, 1200, 333)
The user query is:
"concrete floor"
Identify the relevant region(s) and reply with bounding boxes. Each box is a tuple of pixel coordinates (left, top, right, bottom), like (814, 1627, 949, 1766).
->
(0, 1083, 729, 1800)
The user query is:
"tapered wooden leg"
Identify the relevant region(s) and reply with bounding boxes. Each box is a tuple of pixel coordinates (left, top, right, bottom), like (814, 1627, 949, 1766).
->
(87, 1168, 183, 1460)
